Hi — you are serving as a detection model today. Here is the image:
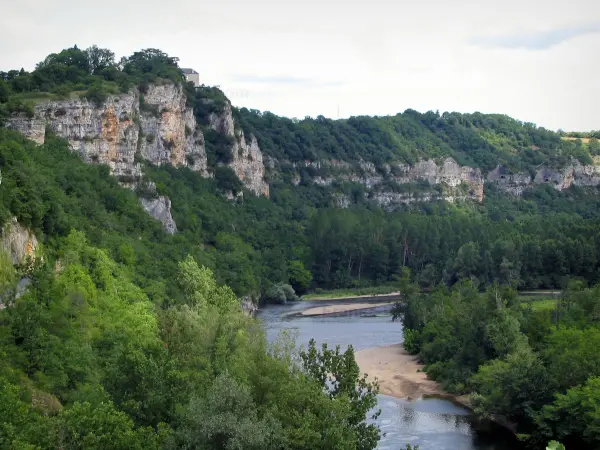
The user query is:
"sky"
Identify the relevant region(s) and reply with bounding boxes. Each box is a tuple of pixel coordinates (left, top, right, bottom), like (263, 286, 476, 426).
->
(2, 0, 599, 131)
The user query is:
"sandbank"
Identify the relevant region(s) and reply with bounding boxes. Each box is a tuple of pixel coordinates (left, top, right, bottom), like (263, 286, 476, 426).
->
(300, 302, 392, 316)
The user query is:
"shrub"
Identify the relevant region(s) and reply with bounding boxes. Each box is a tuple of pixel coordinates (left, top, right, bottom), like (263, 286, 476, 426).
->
(402, 328, 422, 355)
(263, 283, 298, 304)
(84, 83, 108, 106)
(214, 166, 243, 194)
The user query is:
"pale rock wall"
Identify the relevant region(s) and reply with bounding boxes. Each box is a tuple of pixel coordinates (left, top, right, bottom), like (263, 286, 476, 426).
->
(208, 103, 269, 197)
(4, 83, 214, 233)
(488, 160, 600, 195)
(304, 157, 484, 208)
(139, 196, 178, 235)
(5, 84, 208, 184)
(139, 84, 208, 175)
(1, 218, 39, 265)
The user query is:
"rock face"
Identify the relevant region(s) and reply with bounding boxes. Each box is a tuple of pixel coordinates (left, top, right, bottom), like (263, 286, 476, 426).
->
(295, 157, 484, 209)
(488, 160, 600, 196)
(5, 83, 273, 232)
(140, 196, 178, 235)
(138, 84, 207, 174)
(1, 218, 38, 265)
(5, 84, 207, 185)
(209, 103, 269, 197)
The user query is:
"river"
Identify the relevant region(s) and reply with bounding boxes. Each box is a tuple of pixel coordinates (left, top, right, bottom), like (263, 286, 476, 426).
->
(257, 300, 520, 450)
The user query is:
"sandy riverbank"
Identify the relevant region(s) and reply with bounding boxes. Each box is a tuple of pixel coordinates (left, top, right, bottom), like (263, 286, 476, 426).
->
(355, 344, 519, 431)
(301, 302, 392, 316)
(303, 292, 400, 301)
(355, 343, 472, 409)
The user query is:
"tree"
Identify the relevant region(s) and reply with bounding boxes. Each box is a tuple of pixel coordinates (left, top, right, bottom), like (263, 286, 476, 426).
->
(0, 79, 11, 103)
(544, 328, 600, 390)
(51, 401, 160, 450)
(287, 259, 312, 293)
(177, 373, 281, 450)
(535, 377, 600, 446)
(0, 249, 16, 306)
(84, 46, 115, 74)
(178, 255, 240, 313)
(300, 339, 380, 450)
(471, 346, 554, 421)
(453, 242, 481, 282)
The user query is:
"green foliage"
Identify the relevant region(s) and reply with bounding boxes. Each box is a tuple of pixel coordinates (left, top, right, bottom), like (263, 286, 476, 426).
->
(300, 338, 381, 449)
(178, 255, 241, 313)
(235, 108, 582, 172)
(0, 228, 381, 450)
(263, 282, 298, 304)
(402, 328, 422, 354)
(402, 277, 600, 447)
(214, 165, 243, 194)
(536, 378, 600, 446)
(177, 373, 282, 449)
(287, 259, 313, 293)
(0, 45, 184, 109)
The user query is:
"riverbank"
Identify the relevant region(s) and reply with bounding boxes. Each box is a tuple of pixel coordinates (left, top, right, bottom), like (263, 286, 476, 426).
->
(355, 344, 452, 400)
(302, 290, 400, 301)
(300, 301, 393, 316)
(356, 344, 520, 432)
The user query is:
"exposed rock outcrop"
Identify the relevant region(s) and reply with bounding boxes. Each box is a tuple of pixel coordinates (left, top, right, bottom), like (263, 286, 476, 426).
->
(487, 166, 532, 196)
(241, 296, 258, 316)
(301, 157, 484, 208)
(488, 160, 600, 196)
(140, 196, 178, 235)
(139, 84, 207, 175)
(208, 103, 269, 197)
(1, 218, 38, 265)
(5, 83, 207, 185)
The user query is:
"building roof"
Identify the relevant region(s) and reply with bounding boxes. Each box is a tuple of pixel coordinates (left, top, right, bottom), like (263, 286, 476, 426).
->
(181, 68, 198, 74)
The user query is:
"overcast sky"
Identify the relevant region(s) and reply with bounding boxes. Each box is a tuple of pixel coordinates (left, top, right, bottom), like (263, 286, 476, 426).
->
(2, 0, 599, 130)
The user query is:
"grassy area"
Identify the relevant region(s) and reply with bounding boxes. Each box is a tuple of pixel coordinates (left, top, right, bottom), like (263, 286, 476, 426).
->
(519, 296, 558, 312)
(302, 285, 399, 300)
(12, 91, 60, 104)
(561, 136, 592, 144)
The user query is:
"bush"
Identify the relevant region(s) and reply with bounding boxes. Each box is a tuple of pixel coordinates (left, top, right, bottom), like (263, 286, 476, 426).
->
(262, 283, 298, 304)
(5, 99, 35, 118)
(402, 328, 422, 354)
(84, 83, 108, 106)
(214, 166, 243, 194)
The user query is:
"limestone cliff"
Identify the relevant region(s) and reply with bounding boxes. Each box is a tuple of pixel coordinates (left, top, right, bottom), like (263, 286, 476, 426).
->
(5, 82, 275, 230)
(6, 83, 269, 200)
(5, 83, 207, 186)
(1, 218, 39, 266)
(138, 84, 207, 174)
(488, 160, 600, 195)
(295, 157, 484, 209)
(208, 103, 269, 197)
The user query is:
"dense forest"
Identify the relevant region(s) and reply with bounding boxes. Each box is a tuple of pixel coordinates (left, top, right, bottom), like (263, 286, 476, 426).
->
(395, 277, 600, 449)
(234, 106, 595, 171)
(1, 45, 600, 449)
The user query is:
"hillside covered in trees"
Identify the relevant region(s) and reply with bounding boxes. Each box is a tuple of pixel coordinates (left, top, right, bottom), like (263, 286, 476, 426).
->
(2, 45, 600, 296)
(1, 45, 600, 449)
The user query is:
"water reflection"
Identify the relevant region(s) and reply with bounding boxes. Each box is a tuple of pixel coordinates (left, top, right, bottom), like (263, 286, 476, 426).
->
(258, 301, 518, 450)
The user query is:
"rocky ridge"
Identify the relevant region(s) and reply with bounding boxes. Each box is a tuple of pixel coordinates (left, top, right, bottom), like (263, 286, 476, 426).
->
(287, 157, 485, 209)
(284, 156, 600, 209)
(487, 160, 600, 196)
(6, 83, 600, 215)
(5, 83, 270, 231)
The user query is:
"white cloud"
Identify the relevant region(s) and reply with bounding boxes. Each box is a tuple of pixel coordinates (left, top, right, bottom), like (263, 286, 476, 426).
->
(1, 0, 599, 130)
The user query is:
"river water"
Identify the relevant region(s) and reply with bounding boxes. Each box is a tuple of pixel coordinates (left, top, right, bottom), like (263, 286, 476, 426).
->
(257, 300, 519, 450)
